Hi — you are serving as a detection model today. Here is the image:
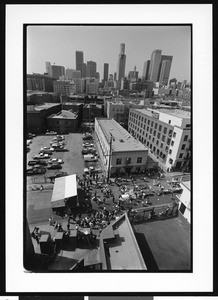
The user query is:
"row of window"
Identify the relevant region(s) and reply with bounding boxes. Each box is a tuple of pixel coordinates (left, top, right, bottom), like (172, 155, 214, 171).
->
(116, 157, 142, 165)
(129, 118, 175, 137)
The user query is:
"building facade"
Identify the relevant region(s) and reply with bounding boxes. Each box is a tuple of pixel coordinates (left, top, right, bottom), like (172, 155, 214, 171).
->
(128, 108, 191, 172)
(51, 65, 65, 80)
(47, 109, 78, 133)
(148, 49, 162, 82)
(103, 63, 109, 82)
(117, 43, 126, 84)
(86, 61, 97, 78)
(95, 118, 148, 176)
(142, 60, 150, 81)
(177, 180, 191, 224)
(106, 101, 125, 123)
(27, 74, 55, 92)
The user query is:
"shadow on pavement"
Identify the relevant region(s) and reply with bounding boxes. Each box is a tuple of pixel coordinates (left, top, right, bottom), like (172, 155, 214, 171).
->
(134, 232, 159, 271)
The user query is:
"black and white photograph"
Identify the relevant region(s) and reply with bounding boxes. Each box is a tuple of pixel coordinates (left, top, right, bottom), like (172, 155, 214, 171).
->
(24, 24, 191, 272)
(6, 4, 212, 292)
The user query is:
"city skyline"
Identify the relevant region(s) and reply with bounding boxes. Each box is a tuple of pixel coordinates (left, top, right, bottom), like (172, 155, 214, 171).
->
(27, 25, 191, 82)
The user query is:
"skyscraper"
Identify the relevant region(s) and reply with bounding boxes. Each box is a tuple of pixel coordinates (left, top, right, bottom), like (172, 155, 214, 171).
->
(51, 64, 65, 80)
(75, 51, 84, 75)
(159, 60, 172, 85)
(86, 61, 97, 77)
(142, 60, 150, 81)
(45, 62, 52, 77)
(103, 63, 109, 82)
(117, 43, 126, 82)
(158, 55, 173, 85)
(148, 49, 162, 82)
(82, 63, 87, 78)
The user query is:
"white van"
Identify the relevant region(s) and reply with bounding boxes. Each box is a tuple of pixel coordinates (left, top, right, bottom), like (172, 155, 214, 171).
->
(84, 154, 98, 162)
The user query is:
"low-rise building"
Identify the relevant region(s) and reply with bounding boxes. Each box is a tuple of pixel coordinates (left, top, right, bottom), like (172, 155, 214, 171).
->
(27, 74, 56, 92)
(47, 109, 78, 133)
(27, 91, 60, 104)
(128, 108, 191, 172)
(83, 103, 103, 122)
(106, 101, 125, 123)
(95, 117, 148, 177)
(27, 103, 61, 134)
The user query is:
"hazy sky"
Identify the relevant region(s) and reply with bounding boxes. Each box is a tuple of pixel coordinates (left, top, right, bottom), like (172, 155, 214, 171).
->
(27, 25, 191, 82)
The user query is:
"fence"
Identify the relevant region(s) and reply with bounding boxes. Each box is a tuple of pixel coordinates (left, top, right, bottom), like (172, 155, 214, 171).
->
(128, 202, 178, 224)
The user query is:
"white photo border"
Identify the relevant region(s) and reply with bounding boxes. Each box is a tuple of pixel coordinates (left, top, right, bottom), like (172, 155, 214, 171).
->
(6, 4, 213, 292)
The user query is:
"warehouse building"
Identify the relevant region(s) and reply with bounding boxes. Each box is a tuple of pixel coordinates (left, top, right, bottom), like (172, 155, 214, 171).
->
(95, 118, 149, 177)
(47, 109, 78, 134)
(128, 108, 191, 172)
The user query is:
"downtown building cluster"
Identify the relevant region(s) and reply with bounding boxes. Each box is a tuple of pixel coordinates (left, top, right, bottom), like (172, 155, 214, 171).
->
(26, 43, 191, 173)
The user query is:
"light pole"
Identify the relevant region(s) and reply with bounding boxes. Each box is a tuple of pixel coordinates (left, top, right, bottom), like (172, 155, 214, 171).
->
(107, 132, 113, 182)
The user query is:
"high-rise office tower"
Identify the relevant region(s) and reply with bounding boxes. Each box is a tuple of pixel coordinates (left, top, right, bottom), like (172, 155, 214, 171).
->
(51, 64, 65, 80)
(82, 63, 87, 78)
(76, 51, 84, 75)
(148, 49, 162, 82)
(45, 62, 52, 77)
(159, 60, 172, 85)
(158, 55, 173, 85)
(128, 66, 139, 82)
(65, 68, 81, 79)
(114, 73, 117, 81)
(103, 63, 109, 82)
(142, 60, 150, 81)
(86, 61, 97, 77)
(117, 43, 126, 82)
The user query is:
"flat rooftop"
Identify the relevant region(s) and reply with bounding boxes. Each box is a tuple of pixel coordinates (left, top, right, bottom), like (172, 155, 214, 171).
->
(181, 180, 191, 190)
(133, 108, 191, 119)
(49, 110, 77, 119)
(97, 118, 148, 152)
(27, 103, 60, 112)
(133, 217, 191, 270)
(100, 214, 147, 270)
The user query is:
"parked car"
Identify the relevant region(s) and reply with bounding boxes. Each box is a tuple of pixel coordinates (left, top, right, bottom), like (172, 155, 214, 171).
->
(41, 147, 54, 151)
(84, 154, 98, 162)
(28, 160, 38, 166)
(48, 171, 68, 181)
(83, 135, 93, 141)
(83, 142, 94, 147)
(26, 167, 46, 176)
(39, 150, 53, 155)
(48, 158, 64, 164)
(56, 135, 65, 140)
(82, 149, 89, 155)
(33, 154, 49, 159)
(35, 160, 47, 166)
(54, 147, 68, 152)
(46, 131, 57, 135)
(47, 164, 62, 170)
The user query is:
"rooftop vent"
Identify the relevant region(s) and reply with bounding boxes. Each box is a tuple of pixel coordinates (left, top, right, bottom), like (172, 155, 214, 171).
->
(120, 139, 124, 143)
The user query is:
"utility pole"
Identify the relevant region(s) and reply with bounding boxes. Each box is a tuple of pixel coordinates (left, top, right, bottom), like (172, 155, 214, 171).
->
(107, 133, 113, 182)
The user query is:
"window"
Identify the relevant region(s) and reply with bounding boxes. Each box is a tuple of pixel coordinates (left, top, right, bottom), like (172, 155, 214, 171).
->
(159, 125, 162, 131)
(169, 158, 173, 164)
(126, 157, 131, 164)
(149, 135, 151, 140)
(153, 146, 156, 152)
(154, 130, 156, 136)
(137, 157, 142, 163)
(169, 129, 173, 136)
(147, 126, 149, 132)
(139, 116, 141, 121)
(167, 138, 171, 145)
(141, 117, 144, 122)
(152, 137, 155, 142)
(168, 120, 171, 124)
(169, 149, 172, 155)
(151, 121, 154, 127)
(165, 146, 169, 152)
(147, 141, 149, 146)
(163, 127, 167, 134)
(155, 123, 158, 129)
(148, 120, 150, 125)
(162, 135, 166, 142)
(116, 158, 122, 165)
(179, 203, 186, 214)
(146, 133, 148, 137)
(181, 144, 186, 150)
(157, 132, 161, 139)
(143, 124, 146, 130)
(144, 118, 147, 123)
(160, 143, 163, 148)
(173, 132, 176, 138)
(184, 135, 188, 141)
(179, 153, 183, 159)
(171, 140, 174, 146)
(142, 131, 145, 136)
(157, 149, 160, 155)
(150, 128, 153, 134)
